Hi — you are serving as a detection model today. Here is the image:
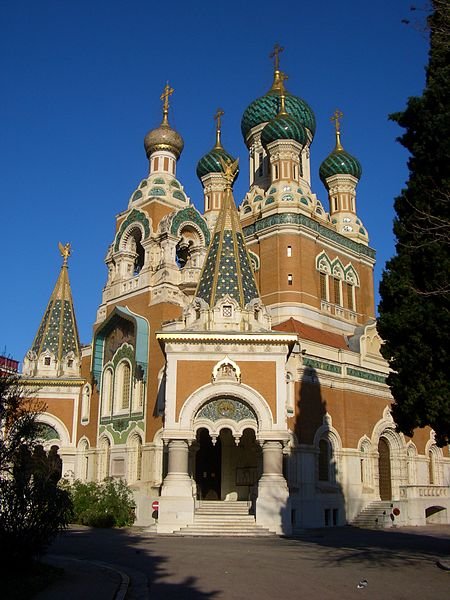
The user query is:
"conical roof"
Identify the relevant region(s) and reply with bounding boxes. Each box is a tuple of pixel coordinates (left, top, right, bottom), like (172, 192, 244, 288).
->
(30, 243, 81, 363)
(196, 161, 260, 308)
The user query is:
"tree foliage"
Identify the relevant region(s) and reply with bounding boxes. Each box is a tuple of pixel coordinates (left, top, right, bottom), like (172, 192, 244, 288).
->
(63, 478, 136, 527)
(378, 0, 450, 446)
(0, 372, 72, 571)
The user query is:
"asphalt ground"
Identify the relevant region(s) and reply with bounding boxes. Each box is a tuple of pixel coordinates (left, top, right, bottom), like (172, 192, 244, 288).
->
(38, 524, 450, 599)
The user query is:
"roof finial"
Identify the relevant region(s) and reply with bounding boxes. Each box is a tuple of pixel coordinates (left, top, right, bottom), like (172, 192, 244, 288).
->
(218, 155, 239, 188)
(270, 43, 284, 72)
(269, 43, 285, 91)
(160, 82, 174, 126)
(278, 72, 289, 116)
(214, 108, 224, 149)
(331, 109, 344, 151)
(58, 242, 71, 267)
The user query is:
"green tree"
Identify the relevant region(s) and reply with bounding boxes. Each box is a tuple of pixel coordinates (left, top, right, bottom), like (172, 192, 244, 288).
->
(0, 371, 72, 571)
(378, 0, 450, 446)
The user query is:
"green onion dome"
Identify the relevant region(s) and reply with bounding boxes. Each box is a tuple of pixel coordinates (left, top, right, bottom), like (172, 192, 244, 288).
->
(261, 113, 307, 149)
(196, 146, 238, 181)
(319, 147, 362, 185)
(241, 82, 316, 145)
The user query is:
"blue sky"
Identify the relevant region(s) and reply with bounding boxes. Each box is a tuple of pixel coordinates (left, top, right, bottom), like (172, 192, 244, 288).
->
(1, 0, 429, 363)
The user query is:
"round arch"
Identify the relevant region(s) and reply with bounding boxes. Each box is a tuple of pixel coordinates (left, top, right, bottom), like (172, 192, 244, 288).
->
(178, 381, 274, 434)
(36, 413, 71, 447)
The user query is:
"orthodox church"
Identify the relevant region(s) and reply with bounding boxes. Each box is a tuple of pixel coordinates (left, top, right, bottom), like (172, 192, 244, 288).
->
(21, 49, 450, 534)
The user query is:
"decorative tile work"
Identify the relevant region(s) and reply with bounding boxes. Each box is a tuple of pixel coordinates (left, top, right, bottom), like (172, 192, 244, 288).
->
(261, 114, 307, 148)
(196, 147, 236, 179)
(132, 190, 142, 202)
(241, 91, 316, 139)
(170, 179, 181, 189)
(170, 206, 210, 245)
(31, 266, 80, 362)
(172, 190, 186, 202)
(243, 213, 376, 259)
(99, 418, 145, 444)
(197, 398, 256, 422)
(347, 367, 386, 384)
(114, 209, 151, 251)
(149, 187, 166, 196)
(319, 149, 362, 183)
(303, 357, 342, 374)
(153, 177, 165, 184)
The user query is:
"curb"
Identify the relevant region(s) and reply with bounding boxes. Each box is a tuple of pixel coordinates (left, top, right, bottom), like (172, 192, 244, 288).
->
(46, 554, 130, 600)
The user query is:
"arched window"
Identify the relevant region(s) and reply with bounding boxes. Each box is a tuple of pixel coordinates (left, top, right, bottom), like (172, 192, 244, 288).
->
(78, 439, 89, 481)
(319, 439, 331, 481)
(116, 361, 131, 411)
(81, 384, 91, 423)
(97, 437, 111, 481)
(101, 368, 114, 416)
(128, 434, 143, 483)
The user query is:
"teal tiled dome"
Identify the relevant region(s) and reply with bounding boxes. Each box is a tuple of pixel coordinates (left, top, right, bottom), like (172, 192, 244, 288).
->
(241, 91, 316, 144)
(261, 114, 307, 149)
(319, 149, 362, 184)
(196, 147, 238, 180)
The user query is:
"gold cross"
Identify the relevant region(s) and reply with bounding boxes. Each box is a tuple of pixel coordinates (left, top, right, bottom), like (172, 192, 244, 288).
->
(270, 43, 284, 71)
(331, 109, 343, 133)
(214, 108, 224, 130)
(160, 82, 174, 123)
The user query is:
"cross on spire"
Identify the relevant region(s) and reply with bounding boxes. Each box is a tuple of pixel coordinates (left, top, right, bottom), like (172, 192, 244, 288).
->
(58, 242, 71, 267)
(278, 72, 288, 115)
(214, 108, 224, 148)
(160, 82, 174, 125)
(331, 109, 344, 151)
(270, 43, 284, 72)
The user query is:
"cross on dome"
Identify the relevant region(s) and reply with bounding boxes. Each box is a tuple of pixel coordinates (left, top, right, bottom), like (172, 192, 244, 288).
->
(160, 82, 174, 125)
(331, 109, 344, 151)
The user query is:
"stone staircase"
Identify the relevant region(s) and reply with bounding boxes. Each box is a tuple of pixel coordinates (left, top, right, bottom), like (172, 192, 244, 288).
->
(352, 501, 393, 528)
(174, 501, 275, 537)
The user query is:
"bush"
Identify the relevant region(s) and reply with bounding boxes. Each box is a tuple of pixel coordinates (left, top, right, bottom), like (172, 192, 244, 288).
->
(64, 478, 136, 527)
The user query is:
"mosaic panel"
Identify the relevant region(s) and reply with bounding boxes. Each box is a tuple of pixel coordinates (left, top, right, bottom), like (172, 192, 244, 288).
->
(197, 398, 256, 422)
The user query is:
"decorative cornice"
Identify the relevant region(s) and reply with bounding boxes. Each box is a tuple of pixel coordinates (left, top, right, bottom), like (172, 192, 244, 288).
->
(157, 331, 298, 345)
(242, 212, 376, 259)
(22, 378, 85, 388)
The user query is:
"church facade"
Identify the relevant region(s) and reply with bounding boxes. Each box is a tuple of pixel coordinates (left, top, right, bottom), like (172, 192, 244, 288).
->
(22, 52, 450, 534)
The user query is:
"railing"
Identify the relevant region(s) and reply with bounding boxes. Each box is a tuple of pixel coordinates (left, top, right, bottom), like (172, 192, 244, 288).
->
(320, 301, 358, 322)
(399, 485, 449, 500)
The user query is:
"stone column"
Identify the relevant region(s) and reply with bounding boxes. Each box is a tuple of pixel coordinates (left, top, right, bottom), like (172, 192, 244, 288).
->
(256, 440, 291, 535)
(157, 439, 195, 534)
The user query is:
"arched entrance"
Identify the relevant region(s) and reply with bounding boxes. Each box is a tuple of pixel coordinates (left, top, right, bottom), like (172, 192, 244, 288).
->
(378, 437, 392, 501)
(195, 427, 259, 501)
(193, 396, 260, 502)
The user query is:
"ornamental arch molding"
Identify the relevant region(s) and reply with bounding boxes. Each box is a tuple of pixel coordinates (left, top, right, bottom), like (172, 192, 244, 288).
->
(178, 381, 273, 435)
(36, 413, 71, 447)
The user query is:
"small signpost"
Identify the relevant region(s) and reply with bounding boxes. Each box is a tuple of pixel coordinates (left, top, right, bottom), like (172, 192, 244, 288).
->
(152, 500, 159, 517)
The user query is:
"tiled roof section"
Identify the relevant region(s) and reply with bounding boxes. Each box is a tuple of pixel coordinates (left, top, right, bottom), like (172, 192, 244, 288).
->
(273, 318, 348, 350)
(196, 187, 260, 307)
(31, 263, 81, 361)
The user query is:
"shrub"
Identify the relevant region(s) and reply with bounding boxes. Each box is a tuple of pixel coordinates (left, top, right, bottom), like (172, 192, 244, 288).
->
(64, 478, 136, 527)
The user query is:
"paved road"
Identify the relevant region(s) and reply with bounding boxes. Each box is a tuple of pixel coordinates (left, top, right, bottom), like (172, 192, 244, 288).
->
(44, 525, 450, 599)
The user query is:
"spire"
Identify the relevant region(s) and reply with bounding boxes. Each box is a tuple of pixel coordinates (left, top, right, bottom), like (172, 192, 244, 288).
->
(213, 108, 224, 149)
(196, 159, 260, 308)
(29, 243, 81, 374)
(331, 109, 344, 151)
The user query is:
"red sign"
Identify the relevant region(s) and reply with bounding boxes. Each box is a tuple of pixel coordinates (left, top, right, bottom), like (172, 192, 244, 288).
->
(152, 500, 159, 511)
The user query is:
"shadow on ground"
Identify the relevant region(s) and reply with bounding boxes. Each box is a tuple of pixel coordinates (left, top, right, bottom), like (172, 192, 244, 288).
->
(49, 526, 220, 599)
(286, 524, 450, 568)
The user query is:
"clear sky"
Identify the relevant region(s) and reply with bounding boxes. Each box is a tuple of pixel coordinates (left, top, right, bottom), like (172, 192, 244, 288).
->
(1, 0, 429, 363)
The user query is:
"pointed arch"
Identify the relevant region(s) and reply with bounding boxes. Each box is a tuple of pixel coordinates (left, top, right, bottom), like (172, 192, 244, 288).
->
(316, 251, 332, 274)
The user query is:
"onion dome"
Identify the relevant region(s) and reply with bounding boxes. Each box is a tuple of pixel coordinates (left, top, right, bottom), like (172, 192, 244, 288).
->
(196, 109, 238, 181)
(144, 83, 184, 159)
(319, 110, 362, 184)
(261, 113, 307, 149)
(241, 70, 316, 144)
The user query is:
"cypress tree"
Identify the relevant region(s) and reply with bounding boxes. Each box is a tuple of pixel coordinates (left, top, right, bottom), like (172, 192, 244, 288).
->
(378, 1, 450, 446)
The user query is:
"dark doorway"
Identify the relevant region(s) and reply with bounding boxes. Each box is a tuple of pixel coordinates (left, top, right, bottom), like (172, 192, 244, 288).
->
(195, 429, 221, 500)
(378, 437, 392, 501)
